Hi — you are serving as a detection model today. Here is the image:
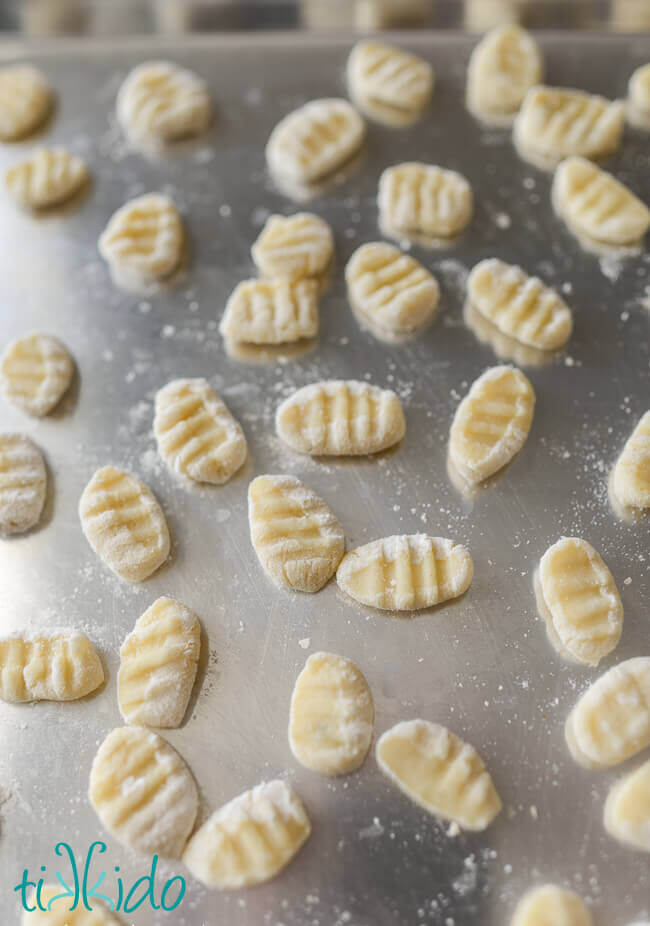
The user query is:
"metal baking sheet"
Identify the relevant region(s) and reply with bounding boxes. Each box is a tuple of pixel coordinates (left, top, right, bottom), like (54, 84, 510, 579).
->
(0, 30, 649, 926)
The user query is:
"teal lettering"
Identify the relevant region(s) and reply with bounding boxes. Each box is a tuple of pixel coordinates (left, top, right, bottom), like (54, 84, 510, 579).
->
(161, 875, 186, 911)
(123, 855, 161, 913)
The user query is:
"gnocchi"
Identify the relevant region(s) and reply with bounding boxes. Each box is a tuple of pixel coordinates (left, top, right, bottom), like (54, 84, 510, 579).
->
(604, 758, 650, 852)
(612, 411, 650, 509)
(220, 278, 319, 345)
(0, 433, 46, 535)
(22, 885, 122, 925)
(346, 40, 434, 113)
(0, 631, 103, 703)
(99, 193, 184, 284)
(252, 212, 334, 281)
(0, 65, 52, 141)
(378, 162, 473, 239)
(0, 332, 73, 417)
(511, 885, 593, 926)
(466, 25, 542, 123)
(5, 148, 88, 210)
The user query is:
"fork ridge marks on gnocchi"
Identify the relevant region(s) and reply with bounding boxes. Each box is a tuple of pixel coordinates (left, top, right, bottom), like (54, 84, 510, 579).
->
(89, 726, 198, 858)
(99, 193, 184, 283)
(118, 596, 200, 728)
(510, 885, 594, 926)
(346, 40, 434, 113)
(377, 720, 502, 831)
(266, 98, 365, 185)
(0, 65, 52, 141)
(613, 411, 650, 510)
(117, 60, 211, 146)
(537, 537, 623, 667)
(220, 278, 319, 345)
(248, 475, 344, 593)
(0, 433, 46, 535)
(79, 465, 170, 582)
(565, 657, 650, 768)
(289, 652, 374, 775)
(0, 631, 103, 703)
(154, 378, 248, 484)
(276, 380, 406, 457)
(346, 241, 440, 335)
(552, 157, 650, 247)
(466, 25, 542, 123)
(252, 212, 334, 281)
(467, 259, 573, 351)
(604, 758, 650, 852)
(378, 162, 473, 239)
(337, 534, 473, 612)
(23, 884, 122, 925)
(0, 333, 73, 417)
(182, 779, 311, 889)
(449, 365, 535, 485)
(5, 148, 88, 210)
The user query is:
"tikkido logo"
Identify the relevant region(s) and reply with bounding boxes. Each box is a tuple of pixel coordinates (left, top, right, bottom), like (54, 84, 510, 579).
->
(14, 841, 186, 914)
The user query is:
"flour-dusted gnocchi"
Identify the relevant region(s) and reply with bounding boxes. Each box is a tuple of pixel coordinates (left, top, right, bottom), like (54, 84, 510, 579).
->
(266, 98, 365, 185)
(376, 720, 502, 831)
(5, 148, 88, 210)
(99, 193, 184, 284)
(0, 65, 52, 141)
(511, 885, 593, 926)
(252, 212, 334, 281)
(276, 380, 405, 456)
(89, 726, 198, 858)
(613, 411, 650, 510)
(118, 596, 200, 728)
(79, 466, 170, 582)
(337, 534, 473, 611)
(604, 759, 650, 852)
(248, 475, 344, 593)
(536, 537, 623, 667)
(467, 259, 573, 351)
(289, 652, 373, 775)
(182, 779, 311, 889)
(0, 631, 103, 703)
(466, 25, 542, 123)
(378, 162, 473, 239)
(0, 434, 46, 535)
(345, 241, 439, 335)
(0, 333, 73, 417)
(346, 40, 434, 113)
(565, 658, 650, 768)
(23, 885, 122, 925)
(448, 365, 535, 484)
(628, 63, 650, 124)
(220, 278, 319, 345)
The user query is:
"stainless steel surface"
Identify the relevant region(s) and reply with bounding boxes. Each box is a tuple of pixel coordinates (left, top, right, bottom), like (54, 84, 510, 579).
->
(0, 31, 649, 926)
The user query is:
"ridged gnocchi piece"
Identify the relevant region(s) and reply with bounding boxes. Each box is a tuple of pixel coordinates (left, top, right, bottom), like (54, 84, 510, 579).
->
(248, 475, 344, 593)
(449, 365, 535, 484)
(89, 726, 198, 858)
(537, 537, 623, 667)
(565, 658, 650, 768)
(346, 40, 434, 113)
(604, 758, 650, 852)
(466, 25, 542, 122)
(0, 631, 103, 703)
(117, 60, 211, 145)
(629, 63, 650, 121)
(79, 465, 170, 582)
(5, 148, 88, 210)
(154, 378, 247, 485)
(266, 98, 365, 185)
(378, 162, 473, 239)
(552, 157, 650, 247)
(376, 720, 502, 831)
(511, 885, 593, 926)
(118, 596, 200, 728)
(514, 86, 625, 167)
(613, 411, 650, 509)
(0, 65, 52, 141)
(0, 332, 73, 417)
(467, 259, 573, 351)
(99, 193, 184, 283)
(182, 779, 311, 889)
(23, 884, 122, 925)
(337, 534, 473, 611)
(220, 278, 319, 345)
(276, 380, 405, 456)
(0, 433, 46, 535)
(251, 212, 334, 281)
(289, 652, 373, 775)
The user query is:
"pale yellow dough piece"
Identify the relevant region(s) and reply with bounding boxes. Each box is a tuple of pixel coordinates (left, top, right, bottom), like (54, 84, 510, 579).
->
(79, 465, 170, 582)
(346, 40, 434, 112)
(154, 378, 247, 484)
(510, 885, 593, 926)
(449, 365, 535, 484)
(89, 725, 198, 858)
(289, 652, 374, 774)
(629, 63, 650, 120)
(613, 411, 650, 509)
(537, 537, 623, 666)
(23, 884, 122, 925)
(466, 25, 542, 121)
(0, 65, 52, 141)
(378, 162, 473, 239)
(5, 148, 88, 210)
(565, 657, 650, 768)
(0, 631, 103, 702)
(604, 758, 650, 852)
(376, 720, 502, 831)
(276, 380, 405, 456)
(337, 534, 473, 611)
(251, 212, 334, 281)
(248, 474, 344, 593)
(220, 278, 319, 345)
(468, 259, 572, 351)
(0, 332, 73, 417)
(0, 433, 46, 535)
(99, 193, 184, 283)
(182, 779, 311, 889)
(118, 596, 200, 728)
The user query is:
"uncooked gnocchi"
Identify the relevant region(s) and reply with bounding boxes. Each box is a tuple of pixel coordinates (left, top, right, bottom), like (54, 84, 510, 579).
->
(510, 885, 593, 926)
(78, 465, 170, 582)
(23, 885, 122, 925)
(376, 720, 502, 831)
(252, 212, 334, 281)
(5, 148, 88, 210)
(248, 474, 344, 593)
(0, 631, 103, 703)
(0, 332, 73, 417)
(220, 278, 319, 345)
(337, 534, 473, 611)
(346, 40, 434, 113)
(604, 758, 650, 852)
(118, 596, 200, 728)
(0, 65, 52, 141)
(378, 162, 473, 239)
(154, 378, 247, 484)
(466, 25, 542, 123)
(0, 433, 46, 535)
(182, 779, 311, 889)
(613, 411, 650, 509)
(99, 193, 184, 284)
(628, 63, 650, 124)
